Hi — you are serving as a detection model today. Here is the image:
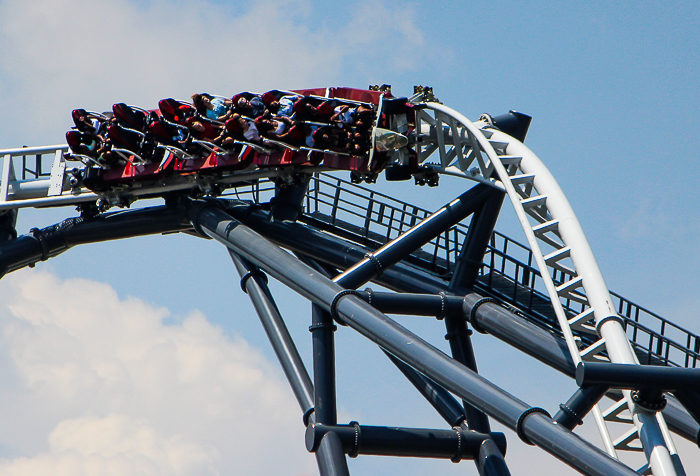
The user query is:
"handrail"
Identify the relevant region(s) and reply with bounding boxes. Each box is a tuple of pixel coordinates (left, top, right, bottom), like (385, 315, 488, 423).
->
(302, 173, 700, 370)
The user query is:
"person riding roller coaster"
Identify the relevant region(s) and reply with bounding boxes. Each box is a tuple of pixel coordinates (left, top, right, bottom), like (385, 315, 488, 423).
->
(71, 109, 108, 137)
(261, 91, 301, 118)
(232, 93, 266, 118)
(185, 116, 240, 151)
(224, 114, 261, 143)
(66, 130, 100, 158)
(191, 93, 233, 122)
(67, 86, 387, 179)
(253, 116, 304, 145)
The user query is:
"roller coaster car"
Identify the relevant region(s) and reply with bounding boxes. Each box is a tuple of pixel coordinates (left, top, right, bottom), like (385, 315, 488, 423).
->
(77, 87, 412, 195)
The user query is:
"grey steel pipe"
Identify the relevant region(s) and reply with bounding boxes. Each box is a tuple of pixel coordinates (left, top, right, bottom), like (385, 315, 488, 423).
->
(463, 293, 575, 376)
(576, 362, 700, 391)
(384, 350, 466, 427)
(311, 304, 339, 426)
(315, 431, 351, 476)
(554, 385, 609, 430)
(230, 252, 314, 413)
(477, 437, 512, 476)
(229, 252, 349, 476)
(306, 423, 506, 460)
(188, 201, 638, 476)
(356, 290, 462, 317)
(334, 184, 497, 290)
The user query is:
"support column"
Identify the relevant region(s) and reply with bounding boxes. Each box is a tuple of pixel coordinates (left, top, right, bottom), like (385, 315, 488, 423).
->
(312, 304, 339, 426)
(270, 175, 309, 223)
(230, 252, 313, 413)
(449, 189, 505, 291)
(444, 314, 491, 433)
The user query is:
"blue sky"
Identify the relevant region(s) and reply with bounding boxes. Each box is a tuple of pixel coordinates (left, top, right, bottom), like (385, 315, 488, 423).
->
(0, 1, 698, 474)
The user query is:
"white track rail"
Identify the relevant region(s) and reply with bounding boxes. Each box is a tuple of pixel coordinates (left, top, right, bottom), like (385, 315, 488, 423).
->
(417, 102, 682, 476)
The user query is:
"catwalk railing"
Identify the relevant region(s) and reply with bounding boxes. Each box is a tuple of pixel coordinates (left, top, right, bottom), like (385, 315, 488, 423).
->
(289, 173, 699, 370)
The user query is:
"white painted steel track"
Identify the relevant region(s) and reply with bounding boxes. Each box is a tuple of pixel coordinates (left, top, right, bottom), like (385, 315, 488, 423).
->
(415, 101, 682, 476)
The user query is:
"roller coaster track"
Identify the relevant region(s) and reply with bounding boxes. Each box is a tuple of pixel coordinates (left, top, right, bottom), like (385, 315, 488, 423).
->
(0, 90, 698, 476)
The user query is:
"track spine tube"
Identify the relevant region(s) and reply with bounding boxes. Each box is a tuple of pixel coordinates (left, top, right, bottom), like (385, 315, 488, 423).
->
(0, 205, 190, 277)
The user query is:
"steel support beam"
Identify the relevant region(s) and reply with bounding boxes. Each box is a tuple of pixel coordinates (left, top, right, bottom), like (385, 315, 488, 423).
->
(270, 175, 310, 223)
(334, 184, 497, 290)
(230, 252, 314, 413)
(576, 362, 700, 391)
(306, 423, 506, 460)
(671, 390, 700, 446)
(229, 252, 350, 476)
(384, 350, 465, 428)
(312, 304, 339, 426)
(356, 290, 462, 316)
(187, 200, 638, 476)
(554, 385, 609, 431)
(444, 314, 491, 433)
(316, 431, 351, 476)
(449, 189, 505, 291)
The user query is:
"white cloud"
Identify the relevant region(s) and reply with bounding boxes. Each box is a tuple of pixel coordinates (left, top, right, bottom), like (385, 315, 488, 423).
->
(0, 269, 316, 475)
(0, 414, 215, 476)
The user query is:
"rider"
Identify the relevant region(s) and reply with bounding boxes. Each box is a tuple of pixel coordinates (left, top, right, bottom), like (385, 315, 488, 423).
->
(233, 94, 266, 118)
(191, 93, 233, 121)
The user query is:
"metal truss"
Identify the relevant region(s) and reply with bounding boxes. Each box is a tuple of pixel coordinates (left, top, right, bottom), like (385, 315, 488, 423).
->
(1, 97, 699, 475)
